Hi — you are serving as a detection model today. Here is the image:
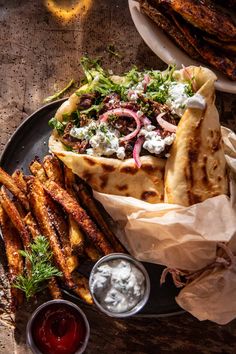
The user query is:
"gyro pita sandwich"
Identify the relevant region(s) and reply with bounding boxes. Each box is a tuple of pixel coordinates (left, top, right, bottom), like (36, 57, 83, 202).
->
(49, 58, 228, 204)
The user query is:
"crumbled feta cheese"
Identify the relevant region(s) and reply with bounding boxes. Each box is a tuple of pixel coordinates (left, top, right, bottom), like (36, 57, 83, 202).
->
(165, 82, 189, 116)
(130, 91, 139, 101)
(70, 121, 125, 160)
(136, 110, 143, 117)
(139, 125, 156, 134)
(164, 134, 176, 145)
(94, 74, 100, 83)
(108, 98, 115, 105)
(165, 82, 206, 116)
(143, 132, 165, 155)
(139, 126, 175, 155)
(70, 121, 97, 140)
(117, 146, 126, 160)
(136, 82, 144, 91)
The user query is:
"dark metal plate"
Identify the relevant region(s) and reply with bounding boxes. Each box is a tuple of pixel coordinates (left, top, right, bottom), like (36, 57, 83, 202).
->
(0, 99, 184, 317)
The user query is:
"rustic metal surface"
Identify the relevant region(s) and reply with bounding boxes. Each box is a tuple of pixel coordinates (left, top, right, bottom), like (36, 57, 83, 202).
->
(0, 0, 236, 353)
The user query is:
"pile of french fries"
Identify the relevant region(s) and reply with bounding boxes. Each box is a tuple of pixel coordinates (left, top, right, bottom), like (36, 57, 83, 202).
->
(0, 155, 125, 309)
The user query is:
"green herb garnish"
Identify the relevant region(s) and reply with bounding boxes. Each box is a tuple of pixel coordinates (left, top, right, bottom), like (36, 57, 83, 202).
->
(48, 117, 66, 134)
(77, 57, 140, 101)
(44, 79, 75, 103)
(14, 236, 62, 300)
(145, 65, 176, 103)
(184, 83, 194, 97)
(100, 124, 108, 133)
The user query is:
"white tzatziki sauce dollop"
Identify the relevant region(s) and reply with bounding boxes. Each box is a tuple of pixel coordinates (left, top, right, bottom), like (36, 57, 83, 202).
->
(90, 259, 146, 313)
(165, 82, 206, 116)
(185, 93, 206, 110)
(70, 121, 125, 160)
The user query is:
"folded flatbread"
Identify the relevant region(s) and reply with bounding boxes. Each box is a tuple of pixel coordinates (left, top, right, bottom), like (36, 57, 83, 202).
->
(164, 66, 228, 206)
(49, 134, 166, 203)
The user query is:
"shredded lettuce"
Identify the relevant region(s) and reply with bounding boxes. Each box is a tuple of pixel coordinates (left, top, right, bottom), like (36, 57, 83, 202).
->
(78, 57, 140, 100)
(49, 58, 194, 135)
(48, 117, 66, 134)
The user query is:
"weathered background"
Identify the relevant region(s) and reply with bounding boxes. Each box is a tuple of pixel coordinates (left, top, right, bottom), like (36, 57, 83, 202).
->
(0, 0, 236, 353)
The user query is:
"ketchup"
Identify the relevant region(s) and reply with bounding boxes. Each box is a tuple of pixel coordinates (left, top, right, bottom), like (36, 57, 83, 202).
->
(32, 303, 87, 354)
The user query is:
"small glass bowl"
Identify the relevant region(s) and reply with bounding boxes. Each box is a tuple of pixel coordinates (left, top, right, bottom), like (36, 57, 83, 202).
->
(89, 253, 151, 318)
(26, 299, 90, 354)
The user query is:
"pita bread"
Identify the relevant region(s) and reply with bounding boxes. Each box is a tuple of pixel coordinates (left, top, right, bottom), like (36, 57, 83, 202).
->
(164, 66, 229, 206)
(49, 133, 165, 203)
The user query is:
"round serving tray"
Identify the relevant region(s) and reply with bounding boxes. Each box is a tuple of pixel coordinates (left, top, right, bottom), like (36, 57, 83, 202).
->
(0, 99, 184, 317)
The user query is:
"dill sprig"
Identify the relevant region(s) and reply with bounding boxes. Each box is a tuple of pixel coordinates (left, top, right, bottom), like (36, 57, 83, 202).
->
(13, 236, 62, 300)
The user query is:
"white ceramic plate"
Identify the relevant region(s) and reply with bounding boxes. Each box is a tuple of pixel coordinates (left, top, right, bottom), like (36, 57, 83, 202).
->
(129, 0, 236, 94)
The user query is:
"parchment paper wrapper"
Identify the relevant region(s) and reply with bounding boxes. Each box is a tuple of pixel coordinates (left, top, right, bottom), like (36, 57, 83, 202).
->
(94, 126, 236, 325)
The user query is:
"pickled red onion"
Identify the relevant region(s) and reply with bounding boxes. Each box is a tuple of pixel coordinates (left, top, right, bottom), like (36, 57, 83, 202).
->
(156, 112, 177, 133)
(140, 115, 151, 125)
(142, 74, 150, 92)
(133, 136, 144, 168)
(99, 108, 141, 142)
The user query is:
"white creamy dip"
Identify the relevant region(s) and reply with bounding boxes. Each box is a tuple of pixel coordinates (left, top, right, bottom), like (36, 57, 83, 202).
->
(90, 259, 146, 313)
(186, 93, 206, 110)
(70, 122, 125, 160)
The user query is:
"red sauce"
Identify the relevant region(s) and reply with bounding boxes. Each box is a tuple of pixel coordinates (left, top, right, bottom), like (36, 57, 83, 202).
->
(32, 304, 87, 354)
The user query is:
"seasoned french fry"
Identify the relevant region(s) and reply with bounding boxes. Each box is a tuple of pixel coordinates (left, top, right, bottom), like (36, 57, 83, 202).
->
(0, 187, 31, 252)
(74, 182, 125, 253)
(66, 253, 79, 274)
(43, 155, 64, 186)
(68, 215, 84, 254)
(46, 198, 79, 273)
(84, 244, 101, 262)
(0, 205, 24, 308)
(48, 278, 62, 299)
(24, 212, 41, 239)
(24, 212, 63, 299)
(0, 167, 29, 210)
(64, 166, 84, 253)
(12, 170, 27, 194)
(27, 177, 74, 288)
(29, 159, 76, 265)
(11, 171, 27, 218)
(72, 273, 93, 305)
(47, 196, 71, 250)
(29, 159, 47, 183)
(29, 160, 79, 273)
(68, 216, 84, 253)
(43, 180, 114, 255)
(41, 157, 78, 265)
